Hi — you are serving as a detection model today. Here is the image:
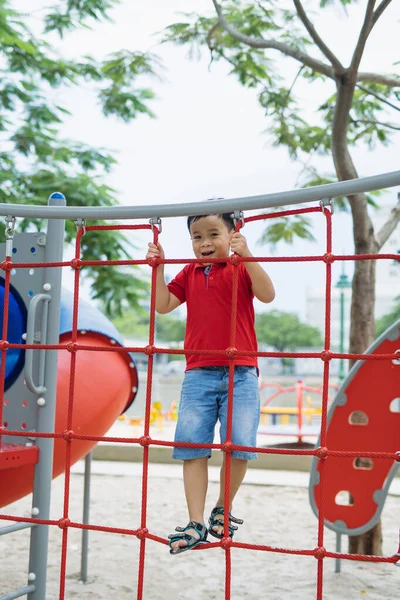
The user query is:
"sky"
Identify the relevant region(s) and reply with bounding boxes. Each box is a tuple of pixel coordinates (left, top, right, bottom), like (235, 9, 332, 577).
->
(14, 0, 400, 318)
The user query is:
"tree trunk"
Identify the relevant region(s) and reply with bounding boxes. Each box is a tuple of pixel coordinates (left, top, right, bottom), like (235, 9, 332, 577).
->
(349, 521, 382, 555)
(331, 76, 381, 555)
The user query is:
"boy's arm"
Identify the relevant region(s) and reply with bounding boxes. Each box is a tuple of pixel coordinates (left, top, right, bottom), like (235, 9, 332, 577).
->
(230, 232, 275, 304)
(146, 242, 181, 314)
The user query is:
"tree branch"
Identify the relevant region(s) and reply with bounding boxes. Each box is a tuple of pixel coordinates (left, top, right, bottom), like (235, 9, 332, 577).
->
(375, 193, 400, 250)
(210, 0, 334, 78)
(350, 0, 376, 75)
(357, 72, 400, 87)
(372, 0, 393, 27)
(357, 71, 400, 87)
(356, 84, 400, 112)
(292, 0, 344, 72)
(350, 118, 400, 131)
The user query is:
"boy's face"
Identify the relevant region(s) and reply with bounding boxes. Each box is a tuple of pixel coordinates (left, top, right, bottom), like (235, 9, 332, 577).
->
(189, 215, 232, 264)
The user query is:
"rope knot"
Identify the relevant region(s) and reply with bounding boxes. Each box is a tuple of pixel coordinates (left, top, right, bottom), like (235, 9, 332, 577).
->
(229, 254, 242, 266)
(320, 350, 332, 362)
(221, 536, 233, 549)
(144, 345, 155, 356)
(0, 340, 9, 350)
(222, 441, 233, 453)
(58, 518, 70, 530)
(1, 260, 12, 272)
(314, 546, 326, 560)
(226, 347, 237, 358)
(136, 527, 148, 540)
(322, 253, 334, 264)
(147, 257, 160, 267)
(70, 258, 82, 270)
(316, 446, 328, 460)
(67, 342, 78, 353)
(62, 430, 74, 442)
(139, 436, 151, 447)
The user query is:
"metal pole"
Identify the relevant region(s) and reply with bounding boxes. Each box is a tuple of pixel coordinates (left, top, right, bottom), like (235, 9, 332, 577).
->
(80, 452, 93, 583)
(27, 192, 66, 600)
(335, 532, 342, 573)
(338, 288, 345, 383)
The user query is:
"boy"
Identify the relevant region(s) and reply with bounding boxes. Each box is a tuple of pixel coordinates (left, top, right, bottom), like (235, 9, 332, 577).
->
(146, 212, 275, 554)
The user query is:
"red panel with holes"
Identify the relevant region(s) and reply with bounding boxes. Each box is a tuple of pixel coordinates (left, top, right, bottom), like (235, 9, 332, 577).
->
(311, 333, 400, 532)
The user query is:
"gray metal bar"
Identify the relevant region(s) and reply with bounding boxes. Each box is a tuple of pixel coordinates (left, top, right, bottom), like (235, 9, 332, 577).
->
(335, 532, 341, 573)
(80, 452, 93, 583)
(0, 171, 399, 220)
(27, 193, 66, 600)
(0, 586, 36, 600)
(0, 523, 36, 536)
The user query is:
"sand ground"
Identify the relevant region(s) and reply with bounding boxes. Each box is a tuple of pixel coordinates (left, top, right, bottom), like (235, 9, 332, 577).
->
(1, 460, 399, 600)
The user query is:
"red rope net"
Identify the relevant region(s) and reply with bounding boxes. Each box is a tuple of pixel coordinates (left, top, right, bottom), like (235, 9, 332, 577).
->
(0, 206, 399, 599)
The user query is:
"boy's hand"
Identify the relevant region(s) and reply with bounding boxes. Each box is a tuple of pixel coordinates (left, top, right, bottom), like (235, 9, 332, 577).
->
(146, 242, 165, 262)
(230, 232, 251, 257)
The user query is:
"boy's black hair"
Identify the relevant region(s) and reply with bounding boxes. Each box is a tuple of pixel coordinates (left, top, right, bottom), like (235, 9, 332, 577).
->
(187, 213, 235, 232)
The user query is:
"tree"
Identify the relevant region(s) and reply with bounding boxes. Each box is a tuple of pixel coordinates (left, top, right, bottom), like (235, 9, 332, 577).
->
(112, 309, 186, 344)
(163, 0, 400, 554)
(376, 296, 400, 336)
(156, 315, 186, 343)
(0, 0, 161, 316)
(256, 308, 322, 345)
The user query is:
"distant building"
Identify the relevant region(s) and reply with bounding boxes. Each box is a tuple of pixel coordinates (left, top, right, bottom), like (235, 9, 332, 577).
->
(305, 200, 400, 350)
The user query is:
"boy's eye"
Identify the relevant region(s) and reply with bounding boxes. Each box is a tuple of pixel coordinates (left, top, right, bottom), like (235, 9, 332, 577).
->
(211, 233, 218, 237)
(193, 236, 201, 240)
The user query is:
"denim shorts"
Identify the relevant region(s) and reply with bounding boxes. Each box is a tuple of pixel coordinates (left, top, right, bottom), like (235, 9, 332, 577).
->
(173, 366, 260, 461)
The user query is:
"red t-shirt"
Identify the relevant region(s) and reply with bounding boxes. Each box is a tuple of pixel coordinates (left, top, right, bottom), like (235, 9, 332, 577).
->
(167, 261, 258, 370)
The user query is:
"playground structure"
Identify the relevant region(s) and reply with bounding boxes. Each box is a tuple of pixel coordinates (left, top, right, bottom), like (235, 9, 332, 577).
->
(309, 318, 400, 571)
(258, 379, 339, 443)
(0, 196, 138, 599)
(0, 172, 399, 600)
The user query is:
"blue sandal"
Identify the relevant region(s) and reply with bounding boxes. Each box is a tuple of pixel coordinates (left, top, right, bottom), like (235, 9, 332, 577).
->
(168, 521, 209, 555)
(208, 506, 244, 539)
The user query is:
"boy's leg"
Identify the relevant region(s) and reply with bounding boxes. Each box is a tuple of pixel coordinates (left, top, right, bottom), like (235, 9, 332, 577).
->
(170, 456, 208, 552)
(212, 366, 260, 536)
(211, 456, 248, 537)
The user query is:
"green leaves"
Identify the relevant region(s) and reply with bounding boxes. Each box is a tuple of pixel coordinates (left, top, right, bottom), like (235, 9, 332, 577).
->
(256, 310, 323, 352)
(0, 0, 162, 317)
(257, 213, 315, 247)
(44, 0, 118, 37)
(376, 296, 400, 336)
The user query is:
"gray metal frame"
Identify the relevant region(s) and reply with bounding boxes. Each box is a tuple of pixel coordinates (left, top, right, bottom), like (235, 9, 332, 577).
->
(0, 171, 399, 220)
(0, 193, 65, 600)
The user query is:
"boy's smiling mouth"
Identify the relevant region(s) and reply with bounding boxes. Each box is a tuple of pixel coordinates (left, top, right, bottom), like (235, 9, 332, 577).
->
(202, 251, 214, 257)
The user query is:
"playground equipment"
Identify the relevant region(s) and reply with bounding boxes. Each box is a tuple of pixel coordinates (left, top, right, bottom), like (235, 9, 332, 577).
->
(0, 286, 138, 509)
(258, 379, 338, 443)
(309, 319, 400, 570)
(1, 173, 400, 600)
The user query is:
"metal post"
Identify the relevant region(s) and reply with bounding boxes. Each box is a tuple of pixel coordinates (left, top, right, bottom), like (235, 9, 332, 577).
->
(27, 193, 66, 600)
(336, 266, 351, 384)
(80, 452, 93, 583)
(335, 532, 342, 573)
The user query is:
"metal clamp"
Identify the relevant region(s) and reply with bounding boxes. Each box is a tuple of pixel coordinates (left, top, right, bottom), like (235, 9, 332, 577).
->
(149, 217, 162, 234)
(230, 210, 245, 229)
(24, 293, 51, 395)
(5, 216, 16, 239)
(319, 198, 334, 214)
(5, 215, 16, 257)
(74, 218, 86, 236)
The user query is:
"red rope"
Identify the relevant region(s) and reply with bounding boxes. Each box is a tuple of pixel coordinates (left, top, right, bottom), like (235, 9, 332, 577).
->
(1, 207, 399, 600)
